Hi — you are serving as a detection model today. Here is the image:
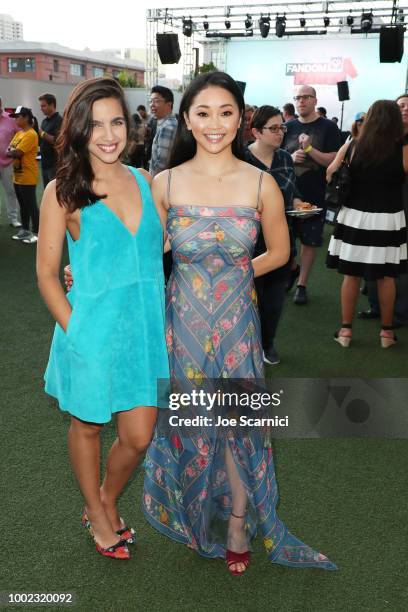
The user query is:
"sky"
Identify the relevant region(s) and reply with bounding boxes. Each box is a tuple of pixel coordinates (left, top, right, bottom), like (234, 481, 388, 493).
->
(4, 0, 264, 50)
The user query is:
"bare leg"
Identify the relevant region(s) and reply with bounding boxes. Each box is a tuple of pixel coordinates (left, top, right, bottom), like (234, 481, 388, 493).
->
(100, 406, 157, 530)
(377, 277, 396, 330)
(225, 441, 248, 573)
(68, 417, 119, 548)
(298, 245, 316, 287)
(339, 275, 361, 334)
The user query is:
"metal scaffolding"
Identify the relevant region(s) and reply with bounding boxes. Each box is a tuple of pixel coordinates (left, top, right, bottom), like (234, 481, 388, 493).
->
(146, 1, 407, 90)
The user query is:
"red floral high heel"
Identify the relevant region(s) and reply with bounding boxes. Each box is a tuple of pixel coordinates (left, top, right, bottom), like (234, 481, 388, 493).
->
(82, 508, 136, 545)
(226, 512, 250, 576)
(81, 508, 131, 559)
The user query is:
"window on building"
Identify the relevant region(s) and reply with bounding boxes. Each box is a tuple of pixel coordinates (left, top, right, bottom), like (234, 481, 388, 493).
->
(112, 70, 121, 79)
(92, 66, 104, 77)
(70, 63, 85, 77)
(8, 57, 36, 72)
(53, 59, 59, 72)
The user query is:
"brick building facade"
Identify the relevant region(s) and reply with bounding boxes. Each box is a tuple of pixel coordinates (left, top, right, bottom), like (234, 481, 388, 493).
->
(0, 41, 144, 85)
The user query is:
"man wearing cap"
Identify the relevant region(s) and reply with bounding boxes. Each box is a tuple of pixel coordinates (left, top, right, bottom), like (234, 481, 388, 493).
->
(38, 93, 62, 187)
(7, 106, 39, 244)
(0, 97, 21, 227)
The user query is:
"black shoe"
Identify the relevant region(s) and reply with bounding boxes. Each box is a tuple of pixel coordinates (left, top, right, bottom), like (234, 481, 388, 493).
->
(286, 265, 300, 292)
(263, 347, 280, 365)
(357, 308, 380, 320)
(293, 285, 307, 305)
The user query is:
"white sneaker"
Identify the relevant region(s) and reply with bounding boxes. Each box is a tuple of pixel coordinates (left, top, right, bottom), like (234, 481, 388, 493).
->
(10, 221, 22, 228)
(12, 229, 31, 240)
(23, 233, 38, 244)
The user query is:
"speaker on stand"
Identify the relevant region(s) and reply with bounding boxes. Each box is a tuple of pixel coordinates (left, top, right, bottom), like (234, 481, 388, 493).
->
(337, 81, 350, 131)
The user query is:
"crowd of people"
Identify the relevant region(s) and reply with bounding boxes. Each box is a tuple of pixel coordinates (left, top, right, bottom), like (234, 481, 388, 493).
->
(1, 72, 407, 574)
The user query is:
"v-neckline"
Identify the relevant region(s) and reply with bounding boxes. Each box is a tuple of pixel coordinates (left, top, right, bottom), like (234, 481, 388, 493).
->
(99, 168, 143, 238)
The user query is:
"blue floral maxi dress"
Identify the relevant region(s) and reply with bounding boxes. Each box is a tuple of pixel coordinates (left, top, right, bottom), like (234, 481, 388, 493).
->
(143, 202, 336, 569)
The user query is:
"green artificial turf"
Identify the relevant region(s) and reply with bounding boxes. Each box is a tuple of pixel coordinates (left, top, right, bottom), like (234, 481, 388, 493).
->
(1, 186, 407, 612)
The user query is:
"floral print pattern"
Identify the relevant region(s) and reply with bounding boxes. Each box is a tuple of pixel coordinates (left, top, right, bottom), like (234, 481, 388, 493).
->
(143, 205, 336, 570)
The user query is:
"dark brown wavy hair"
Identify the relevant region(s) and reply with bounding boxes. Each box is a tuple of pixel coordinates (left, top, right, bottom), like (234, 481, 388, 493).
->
(353, 100, 403, 168)
(56, 77, 131, 211)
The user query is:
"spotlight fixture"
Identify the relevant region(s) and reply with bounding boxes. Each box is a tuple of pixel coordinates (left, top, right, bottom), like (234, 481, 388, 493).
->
(275, 15, 286, 38)
(245, 14, 253, 30)
(300, 17, 306, 27)
(323, 16, 330, 27)
(182, 18, 193, 37)
(360, 11, 373, 32)
(397, 9, 405, 24)
(258, 15, 271, 38)
(203, 18, 209, 31)
(225, 20, 231, 30)
(347, 14, 354, 26)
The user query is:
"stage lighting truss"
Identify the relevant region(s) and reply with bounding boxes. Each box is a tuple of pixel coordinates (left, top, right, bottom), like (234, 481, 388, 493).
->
(148, 1, 408, 40)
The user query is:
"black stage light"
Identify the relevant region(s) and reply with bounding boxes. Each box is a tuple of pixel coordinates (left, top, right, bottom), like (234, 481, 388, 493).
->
(323, 16, 330, 27)
(225, 20, 231, 30)
(300, 17, 306, 27)
(347, 14, 354, 26)
(245, 14, 253, 30)
(259, 16, 270, 38)
(275, 16, 286, 38)
(203, 20, 209, 31)
(360, 12, 373, 32)
(183, 18, 193, 37)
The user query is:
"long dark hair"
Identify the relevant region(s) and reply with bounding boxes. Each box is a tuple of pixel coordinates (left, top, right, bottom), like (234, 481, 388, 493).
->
(56, 77, 131, 211)
(167, 71, 245, 168)
(354, 100, 403, 168)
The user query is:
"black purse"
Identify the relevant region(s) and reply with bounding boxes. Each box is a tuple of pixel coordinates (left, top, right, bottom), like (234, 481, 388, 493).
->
(325, 140, 355, 223)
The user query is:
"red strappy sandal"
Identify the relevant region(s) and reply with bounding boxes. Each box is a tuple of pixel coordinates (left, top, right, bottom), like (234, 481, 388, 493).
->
(226, 511, 250, 576)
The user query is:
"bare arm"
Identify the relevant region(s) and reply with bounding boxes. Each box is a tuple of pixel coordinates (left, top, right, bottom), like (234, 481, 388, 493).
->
(326, 141, 351, 183)
(403, 144, 408, 173)
(36, 181, 72, 331)
(252, 174, 290, 277)
(151, 170, 169, 244)
(307, 147, 337, 168)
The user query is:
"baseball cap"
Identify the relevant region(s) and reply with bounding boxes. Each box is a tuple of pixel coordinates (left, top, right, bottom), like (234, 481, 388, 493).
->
(9, 105, 33, 118)
(354, 112, 366, 121)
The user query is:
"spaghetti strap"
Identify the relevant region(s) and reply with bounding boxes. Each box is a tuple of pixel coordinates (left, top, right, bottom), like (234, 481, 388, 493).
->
(167, 169, 172, 207)
(256, 171, 264, 211)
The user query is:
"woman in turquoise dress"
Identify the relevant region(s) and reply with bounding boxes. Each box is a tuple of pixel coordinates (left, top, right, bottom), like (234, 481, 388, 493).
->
(37, 78, 169, 560)
(142, 72, 337, 574)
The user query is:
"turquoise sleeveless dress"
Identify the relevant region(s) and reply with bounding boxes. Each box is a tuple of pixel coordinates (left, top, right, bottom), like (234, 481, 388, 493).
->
(44, 167, 170, 424)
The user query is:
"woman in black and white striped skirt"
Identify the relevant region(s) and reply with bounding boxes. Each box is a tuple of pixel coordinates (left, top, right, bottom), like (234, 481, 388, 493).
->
(326, 100, 408, 348)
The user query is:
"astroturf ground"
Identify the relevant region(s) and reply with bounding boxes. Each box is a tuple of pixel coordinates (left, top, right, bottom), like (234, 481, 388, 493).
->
(1, 185, 407, 612)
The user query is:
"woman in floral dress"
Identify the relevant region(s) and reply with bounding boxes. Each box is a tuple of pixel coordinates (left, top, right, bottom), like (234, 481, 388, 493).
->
(143, 72, 336, 575)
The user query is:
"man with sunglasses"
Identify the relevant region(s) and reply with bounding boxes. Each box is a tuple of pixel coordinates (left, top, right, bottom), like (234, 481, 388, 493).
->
(284, 85, 341, 304)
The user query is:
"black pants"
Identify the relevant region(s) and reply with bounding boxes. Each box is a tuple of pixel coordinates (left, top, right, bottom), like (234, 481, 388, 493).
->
(14, 184, 39, 233)
(41, 165, 56, 188)
(255, 269, 289, 350)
